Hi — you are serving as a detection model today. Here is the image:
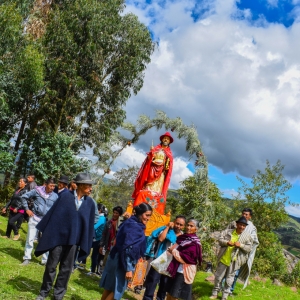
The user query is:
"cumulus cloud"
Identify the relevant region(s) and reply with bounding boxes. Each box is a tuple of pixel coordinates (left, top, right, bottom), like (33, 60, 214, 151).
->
(286, 205, 300, 217)
(123, 0, 300, 183)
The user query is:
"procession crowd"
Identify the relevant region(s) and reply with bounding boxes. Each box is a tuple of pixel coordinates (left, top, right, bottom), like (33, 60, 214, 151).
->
(1, 173, 259, 300)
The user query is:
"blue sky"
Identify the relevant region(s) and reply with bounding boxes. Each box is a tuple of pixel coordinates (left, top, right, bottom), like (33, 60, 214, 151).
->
(120, 0, 300, 216)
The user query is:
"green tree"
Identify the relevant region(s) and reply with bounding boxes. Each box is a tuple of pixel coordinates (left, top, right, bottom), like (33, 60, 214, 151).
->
(0, 0, 154, 182)
(234, 160, 292, 232)
(94, 166, 139, 212)
(20, 131, 91, 183)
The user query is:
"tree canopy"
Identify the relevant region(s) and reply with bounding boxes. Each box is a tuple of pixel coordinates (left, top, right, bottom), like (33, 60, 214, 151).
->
(0, 0, 154, 182)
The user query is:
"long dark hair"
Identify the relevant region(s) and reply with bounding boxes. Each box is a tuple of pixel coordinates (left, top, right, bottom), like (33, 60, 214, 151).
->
(133, 203, 152, 219)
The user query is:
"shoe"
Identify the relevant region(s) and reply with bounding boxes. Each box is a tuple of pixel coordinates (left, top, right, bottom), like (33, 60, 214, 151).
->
(86, 271, 95, 276)
(1, 236, 9, 239)
(41, 261, 47, 265)
(35, 296, 45, 300)
(21, 259, 30, 266)
(13, 234, 20, 241)
(77, 263, 86, 269)
(209, 296, 218, 299)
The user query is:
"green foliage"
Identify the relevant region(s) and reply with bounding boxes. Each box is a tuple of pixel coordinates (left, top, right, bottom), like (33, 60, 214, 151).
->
(0, 182, 15, 208)
(253, 232, 287, 279)
(0, 139, 16, 173)
(21, 131, 91, 183)
(234, 160, 292, 231)
(282, 261, 300, 288)
(93, 166, 139, 212)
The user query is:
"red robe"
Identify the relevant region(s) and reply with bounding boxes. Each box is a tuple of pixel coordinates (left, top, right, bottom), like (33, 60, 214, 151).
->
(132, 144, 173, 201)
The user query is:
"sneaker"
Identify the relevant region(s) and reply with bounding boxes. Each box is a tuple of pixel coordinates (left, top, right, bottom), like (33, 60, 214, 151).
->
(21, 259, 30, 266)
(41, 261, 47, 265)
(86, 271, 95, 276)
(35, 296, 45, 300)
(77, 263, 85, 270)
(209, 296, 218, 299)
(13, 234, 20, 241)
(1, 236, 9, 239)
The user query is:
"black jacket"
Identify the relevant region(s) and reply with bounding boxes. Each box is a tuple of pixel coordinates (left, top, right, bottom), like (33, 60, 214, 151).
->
(5, 188, 29, 210)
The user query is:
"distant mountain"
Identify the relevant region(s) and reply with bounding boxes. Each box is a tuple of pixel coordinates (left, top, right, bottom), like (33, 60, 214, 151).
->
(275, 215, 300, 258)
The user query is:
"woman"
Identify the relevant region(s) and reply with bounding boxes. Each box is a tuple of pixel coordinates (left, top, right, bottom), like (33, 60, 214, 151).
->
(1, 177, 28, 240)
(165, 219, 202, 300)
(86, 203, 107, 276)
(100, 203, 153, 300)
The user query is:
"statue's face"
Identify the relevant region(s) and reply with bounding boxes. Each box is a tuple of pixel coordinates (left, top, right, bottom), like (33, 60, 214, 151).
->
(162, 136, 171, 146)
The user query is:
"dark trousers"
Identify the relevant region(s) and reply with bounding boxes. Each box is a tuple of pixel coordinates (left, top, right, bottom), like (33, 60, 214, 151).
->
(143, 266, 167, 300)
(90, 240, 100, 272)
(39, 245, 77, 300)
(6, 211, 24, 237)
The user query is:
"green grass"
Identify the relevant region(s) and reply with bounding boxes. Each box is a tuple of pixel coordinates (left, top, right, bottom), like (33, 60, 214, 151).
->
(192, 272, 299, 299)
(1, 215, 299, 299)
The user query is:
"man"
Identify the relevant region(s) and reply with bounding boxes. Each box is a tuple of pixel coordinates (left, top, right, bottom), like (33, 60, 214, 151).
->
(226, 208, 259, 293)
(27, 174, 37, 190)
(21, 177, 58, 265)
(99, 206, 123, 264)
(132, 132, 174, 214)
(143, 215, 186, 300)
(210, 216, 253, 300)
(34, 173, 96, 300)
(54, 175, 69, 195)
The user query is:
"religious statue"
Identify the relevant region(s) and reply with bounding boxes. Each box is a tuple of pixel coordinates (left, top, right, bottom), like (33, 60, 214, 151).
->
(132, 132, 174, 214)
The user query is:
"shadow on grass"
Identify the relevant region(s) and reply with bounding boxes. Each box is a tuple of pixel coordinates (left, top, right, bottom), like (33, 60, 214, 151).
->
(72, 270, 138, 300)
(0, 246, 24, 261)
(6, 275, 41, 293)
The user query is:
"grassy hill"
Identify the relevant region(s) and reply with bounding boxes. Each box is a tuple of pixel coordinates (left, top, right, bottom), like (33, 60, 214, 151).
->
(0, 215, 299, 299)
(275, 215, 300, 258)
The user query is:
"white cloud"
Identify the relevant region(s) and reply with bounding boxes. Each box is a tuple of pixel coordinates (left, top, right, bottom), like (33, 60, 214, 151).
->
(221, 188, 239, 198)
(286, 205, 300, 217)
(123, 0, 300, 182)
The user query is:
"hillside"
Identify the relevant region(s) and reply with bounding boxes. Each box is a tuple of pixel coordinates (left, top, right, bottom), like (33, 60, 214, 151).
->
(0, 215, 299, 299)
(275, 215, 300, 258)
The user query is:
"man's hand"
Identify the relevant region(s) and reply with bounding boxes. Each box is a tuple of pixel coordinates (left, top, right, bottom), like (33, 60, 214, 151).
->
(234, 241, 241, 248)
(1, 208, 6, 214)
(227, 241, 234, 246)
(123, 212, 131, 220)
(167, 222, 174, 228)
(125, 271, 133, 280)
(26, 209, 34, 217)
(13, 208, 17, 213)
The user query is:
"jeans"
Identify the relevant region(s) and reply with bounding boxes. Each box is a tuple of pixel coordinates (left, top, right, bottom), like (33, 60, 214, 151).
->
(90, 240, 100, 272)
(6, 211, 24, 237)
(39, 245, 77, 300)
(23, 217, 48, 263)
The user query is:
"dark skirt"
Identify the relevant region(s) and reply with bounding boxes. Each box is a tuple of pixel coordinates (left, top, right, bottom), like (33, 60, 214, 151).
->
(165, 272, 192, 300)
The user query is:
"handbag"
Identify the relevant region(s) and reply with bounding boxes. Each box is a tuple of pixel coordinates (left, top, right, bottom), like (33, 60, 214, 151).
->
(150, 251, 173, 276)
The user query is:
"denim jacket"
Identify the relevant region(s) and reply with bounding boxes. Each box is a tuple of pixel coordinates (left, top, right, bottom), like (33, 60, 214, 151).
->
(21, 187, 58, 217)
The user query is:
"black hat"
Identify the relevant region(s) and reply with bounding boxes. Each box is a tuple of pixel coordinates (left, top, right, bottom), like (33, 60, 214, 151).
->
(58, 175, 69, 185)
(113, 206, 123, 215)
(73, 173, 94, 184)
(236, 216, 248, 226)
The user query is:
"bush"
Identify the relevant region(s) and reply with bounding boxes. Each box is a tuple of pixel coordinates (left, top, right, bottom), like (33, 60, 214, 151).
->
(252, 231, 287, 279)
(282, 261, 300, 287)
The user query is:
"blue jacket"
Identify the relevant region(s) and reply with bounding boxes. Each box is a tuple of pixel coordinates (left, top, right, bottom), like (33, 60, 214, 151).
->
(94, 214, 106, 241)
(21, 187, 58, 217)
(145, 226, 177, 258)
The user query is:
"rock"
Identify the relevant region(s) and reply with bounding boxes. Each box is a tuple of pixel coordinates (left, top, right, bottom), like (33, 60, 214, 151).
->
(205, 275, 215, 283)
(272, 279, 283, 286)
